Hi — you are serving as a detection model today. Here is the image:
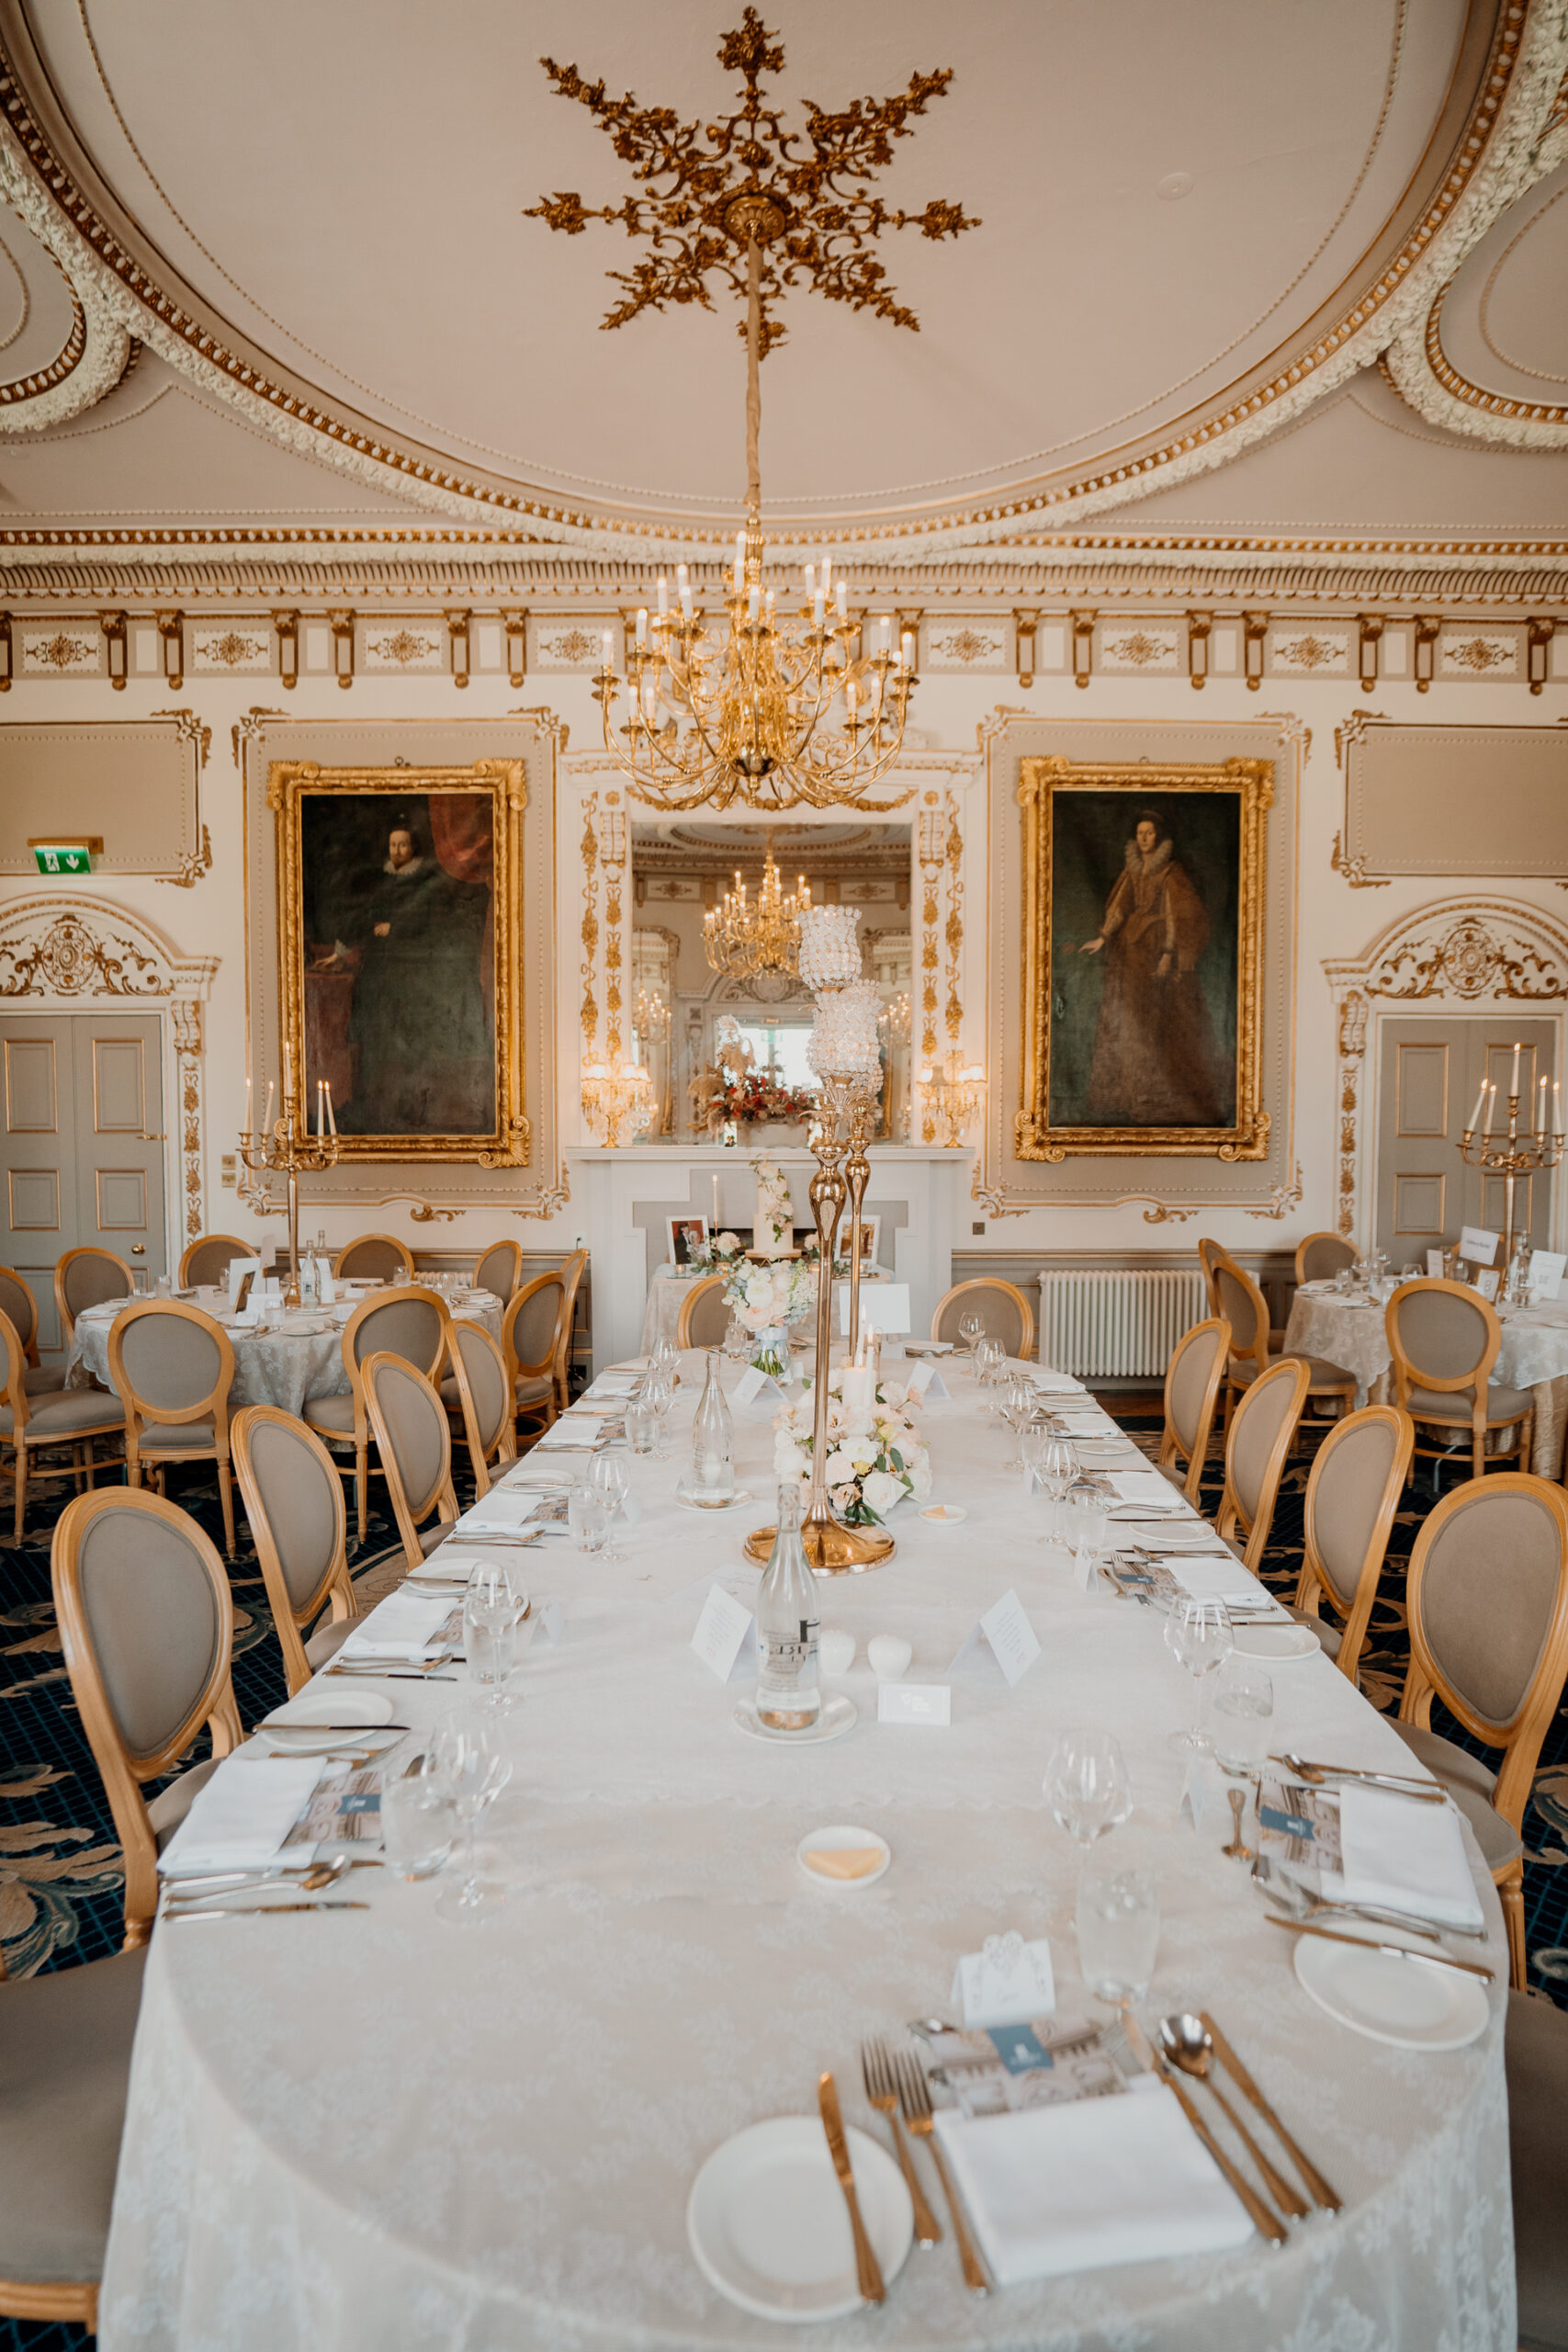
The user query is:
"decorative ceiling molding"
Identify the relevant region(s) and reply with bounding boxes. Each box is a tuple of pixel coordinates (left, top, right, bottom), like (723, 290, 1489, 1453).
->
(0, 4, 1561, 553)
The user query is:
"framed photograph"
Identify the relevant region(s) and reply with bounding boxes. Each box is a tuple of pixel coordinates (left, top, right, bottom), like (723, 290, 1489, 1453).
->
(667, 1214, 708, 1269)
(1015, 756, 1272, 1159)
(856, 1216, 881, 1269)
(270, 760, 528, 1163)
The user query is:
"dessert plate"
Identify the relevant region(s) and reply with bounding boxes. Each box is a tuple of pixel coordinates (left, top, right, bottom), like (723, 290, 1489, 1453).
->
(688, 2116, 911, 2321)
(1292, 1923, 1489, 2050)
(796, 1826, 891, 1888)
(733, 1692, 857, 1745)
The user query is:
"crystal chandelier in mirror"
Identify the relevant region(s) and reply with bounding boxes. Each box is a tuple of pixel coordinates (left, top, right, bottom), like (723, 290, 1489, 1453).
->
(525, 12, 976, 813)
(703, 834, 811, 978)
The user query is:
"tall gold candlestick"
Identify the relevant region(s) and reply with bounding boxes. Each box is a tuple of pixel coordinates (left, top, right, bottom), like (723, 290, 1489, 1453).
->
(1458, 1052, 1564, 1273)
(236, 1074, 340, 1308)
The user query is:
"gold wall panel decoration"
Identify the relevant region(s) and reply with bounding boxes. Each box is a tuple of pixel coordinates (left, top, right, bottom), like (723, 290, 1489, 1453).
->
(1335, 714, 1568, 884)
(269, 759, 529, 1167)
(1016, 755, 1272, 1162)
(0, 713, 207, 882)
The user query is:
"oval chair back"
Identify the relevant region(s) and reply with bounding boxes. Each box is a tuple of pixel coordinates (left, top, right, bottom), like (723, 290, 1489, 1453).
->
(51, 1487, 242, 1947)
(361, 1351, 457, 1567)
(231, 1405, 356, 1694)
(54, 1247, 133, 1346)
(676, 1273, 730, 1351)
(932, 1278, 1034, 1363)
(1295, 1230, 1358, 1287)
(1212, 1252, 1271, 1385)
(553, 1248, 589, 1408)
(445, 1320, 516, 1496)
(1216, 1354, 1310, 1571)
(473, 1239, 523, 1308)
(1295, 1404, 1414, 1681)
(106, 1301, 239, 1557)
(177, 1233, 253, 1291)
(333, 1233, 414, 1284)
(1196, 1238, 1227, 1317)
(1157, 1317, 1230, 1505)
(1383, 1277, 1531, 1480)
(302, 1285, 449, 1540)
(503, 1272, 565, 1438)
(0, 1264, 41, 1363)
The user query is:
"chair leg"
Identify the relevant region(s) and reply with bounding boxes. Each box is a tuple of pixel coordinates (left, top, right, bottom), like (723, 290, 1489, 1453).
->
(1500, 1863, 1527, 1991)
(216, 1457, 236, 1559)
(355, 1441, 367, 1543)
(12, 1445, 25, 1543)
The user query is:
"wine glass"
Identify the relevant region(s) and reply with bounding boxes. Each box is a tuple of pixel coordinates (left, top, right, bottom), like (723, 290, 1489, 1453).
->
(957, 1308, 985, 1363)
(426, 1710, 513, 1924)
(652, 1335, 680, 1384)
(999, 1373, 1036, 1470)
(723, 1310, 750, 1364)
(974, 1335, 1005, 1412)
(589, 1452, 629, 1564)
(1021, 1422, 1051, 1496)
(1034, 1434, 1079, 1545)
(1163, 1597, 1235, 1753)
(463, 1562, 526, 1713)
(1043, 1729, 1133, 1850)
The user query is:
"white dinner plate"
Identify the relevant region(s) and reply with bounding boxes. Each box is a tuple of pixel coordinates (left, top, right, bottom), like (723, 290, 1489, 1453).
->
(1292, 1923, 1491, 2050)
(733, 1691, 857, 1745)
(1130, 1522, 1223, 1552)
(675, 1483, 756, 1512)
(260, 1689, 396, 1755)
(796, 1825, 891, 1888)
(1232, 1622, 1321, 1663)
(687, 2115, 912, 2322)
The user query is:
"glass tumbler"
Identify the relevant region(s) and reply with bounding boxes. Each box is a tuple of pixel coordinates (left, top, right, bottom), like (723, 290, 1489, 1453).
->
(380, 1772, 457, 1880)
(626, 1403, 657, 1455)
(568, 1489, 609, 1553)
(1077, 1867, 1159, 2005)
(1211, 1657, 1274, 1776)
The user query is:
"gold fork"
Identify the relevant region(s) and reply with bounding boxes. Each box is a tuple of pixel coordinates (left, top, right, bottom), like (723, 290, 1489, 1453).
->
(893, 2051, 990, 2294)
(861, 2039, 942, 2248)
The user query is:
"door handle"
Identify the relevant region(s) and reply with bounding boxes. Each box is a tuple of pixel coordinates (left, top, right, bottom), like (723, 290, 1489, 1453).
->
(138, 1132, 167, 1142)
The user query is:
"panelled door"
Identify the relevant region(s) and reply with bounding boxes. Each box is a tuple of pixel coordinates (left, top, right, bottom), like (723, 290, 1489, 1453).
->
(1375, 1015, 1557, 1266)
(1, 1013, 167, 1374)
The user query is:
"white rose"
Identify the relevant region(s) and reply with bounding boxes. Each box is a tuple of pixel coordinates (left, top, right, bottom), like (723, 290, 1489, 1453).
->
(861, 1468, 907, 1517)
(824, 1448, 859, 1487)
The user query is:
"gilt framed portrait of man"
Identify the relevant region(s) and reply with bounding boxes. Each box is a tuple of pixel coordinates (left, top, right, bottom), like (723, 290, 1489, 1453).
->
(1015, 756, 1271, 1160)
(269, 759, 528, 1163)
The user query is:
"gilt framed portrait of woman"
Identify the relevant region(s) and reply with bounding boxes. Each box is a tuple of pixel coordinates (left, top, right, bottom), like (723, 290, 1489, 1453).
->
(269, 759, 529, 1163)
(1014, 756, 1272, 1159)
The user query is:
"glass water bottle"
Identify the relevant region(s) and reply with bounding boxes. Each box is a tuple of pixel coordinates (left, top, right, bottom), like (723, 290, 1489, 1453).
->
(690, 1349, 736, 1506)
(755, 1480, 821, 1731)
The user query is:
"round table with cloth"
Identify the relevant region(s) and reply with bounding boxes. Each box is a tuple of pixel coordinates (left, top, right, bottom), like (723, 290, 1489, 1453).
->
(66, 1287, 503, 1420)
(97, 1351, 1514, 2351)
(1283, 1281, 1568, 1476)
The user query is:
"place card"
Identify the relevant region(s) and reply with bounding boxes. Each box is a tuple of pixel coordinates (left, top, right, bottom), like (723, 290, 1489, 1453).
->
(1529, 1250, 1566, 1302)
(952, 1930, 1056, 2030)
(532, 1597, 566, 1647)
(731, 1365, 785, 1408)
(838, 1281, 911, 1339)
(948, 1590, 1041, 1687)
(691, 1582, 755, 1684)
(1473, 1268, 1501, 1303)
(907, 1360, 950, 1400)
(1460, 1224, 1500, 1267)
(1179, 1756, 1225, 1833)
(877, 1680, 951, 1727)
(1426, 1250, 1446, 1278)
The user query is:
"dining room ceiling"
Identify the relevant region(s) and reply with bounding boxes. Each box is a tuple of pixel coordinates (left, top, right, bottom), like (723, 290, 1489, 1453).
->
(0, 0, 1563, 560)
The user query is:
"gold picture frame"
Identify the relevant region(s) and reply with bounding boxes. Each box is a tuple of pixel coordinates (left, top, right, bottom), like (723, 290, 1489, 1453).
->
(1016, 755, 1272, 1160)
(268, 758, 529, 1165)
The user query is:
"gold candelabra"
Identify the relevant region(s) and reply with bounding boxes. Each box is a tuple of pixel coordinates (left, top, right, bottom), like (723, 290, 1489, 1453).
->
(237, 1055, 339, 1310)
(580, 1055, 653, 1149)
(920, 1048, 986, 1147)
(1460, 1046, 1563, 1269)
(703, 835, 811, 977)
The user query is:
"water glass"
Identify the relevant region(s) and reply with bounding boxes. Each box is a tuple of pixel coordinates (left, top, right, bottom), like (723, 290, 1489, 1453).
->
(1163, 1597, 1235, 1753)
(1212, 1657, 1274, 1776)
(723, 1311, 750, 1363)
(568, 1488, 609, 1553)
(626, 1403, 657, 1455)
(1077, 1868, 1159, 2005)
(1043, 1728, 1133, 1849)
(379, 1771, 457, 1880)
(463, 1588, 522, 1712)
(425, 1710, 513, 1924)
(1064, 1492, 1110, 1577)
(589, 1453, 629, 1563)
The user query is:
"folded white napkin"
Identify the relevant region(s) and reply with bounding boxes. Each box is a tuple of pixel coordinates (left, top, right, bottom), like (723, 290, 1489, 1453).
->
(1032, 1373, 1086, 1393)
(934, 2090, 1252, 2285)
(1108, 1471, 1183, 1505)
(536, 1418, 605, 1450)
(1168, 1558, 1275, 1609)
(340, 1591, 457, 1662)
(408, 1546, 489, 1583)
(1335, 1782, 1485, 1930)
(455, 1491, 545, 1534)
(158, 1757, 326, 1875)
(1055, 1412, 1114, 1437)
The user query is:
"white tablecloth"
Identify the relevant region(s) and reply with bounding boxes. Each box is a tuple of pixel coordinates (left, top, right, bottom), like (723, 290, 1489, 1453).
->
(67, 1290, 503, 1421)
(1284, 1283, 1568, 1475)
(99, 1355, 1513, 2351)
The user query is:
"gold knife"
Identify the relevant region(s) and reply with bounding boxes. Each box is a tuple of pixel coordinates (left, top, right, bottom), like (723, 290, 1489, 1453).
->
(1199, 2012, 1342, 2214)
(164, 1901, 371, 1919)
(1265, 1914, 1494, 1981)
(1121, 2012, 1287, 2248)
(818, 2072, 886, 2304)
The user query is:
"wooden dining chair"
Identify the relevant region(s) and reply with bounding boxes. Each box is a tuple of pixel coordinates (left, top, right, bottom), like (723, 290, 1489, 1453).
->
(0, 1266, 62, 1395)
(0, 1924, 148, 2335)
(332, 1232, 414, 1284)
(51, 1487, 243, 1951)
(1211, 1248, 1353, 1430)
(302, 1284, 449, 1540)
(176, 1232, 254, 1291)
(1390, 1471, 1568, 1988)
(106, 1300, 239, 1558)
(472, 1238, 524, 1308)
(554, 1247, 590, 1409)
(231, 1405, 359, 1692)
(1294, 1230, 1359, 1287)
(1213, 1354, 1310, 1573)
(361, 1353, 459, 1570)
(441, 1320, 517, 1498)
(1289, 1403, 1415, 1677)
(1155, 1317, 1230, 1505)
(1385, 1277, 1533, 1481)
(1, 1307, 126, 1544)
(675, 1272, 730, 1350)
(53, 1247, 133, 1350)
(502, 1272, 564, 1442)
(931, 1277, 1034, 1363)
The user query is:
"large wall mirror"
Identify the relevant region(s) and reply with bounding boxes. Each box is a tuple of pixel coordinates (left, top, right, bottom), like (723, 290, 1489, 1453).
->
(631, 821, 912, 1143)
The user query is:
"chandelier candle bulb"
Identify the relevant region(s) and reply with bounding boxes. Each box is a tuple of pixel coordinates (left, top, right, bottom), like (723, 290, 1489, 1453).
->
(601, 630, 614, 673)
(748, 585, 761, 623)
(901, 632, 914, 670)
(734, 533, 745, 590)
(637, 609, 649, 648)
(837, 581, 848, 621)
(657, 576, 669, 616)
(814, 588, 825, 628)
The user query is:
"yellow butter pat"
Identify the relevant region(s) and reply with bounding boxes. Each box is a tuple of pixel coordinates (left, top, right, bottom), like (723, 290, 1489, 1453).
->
(804, 1847, 884, 1880)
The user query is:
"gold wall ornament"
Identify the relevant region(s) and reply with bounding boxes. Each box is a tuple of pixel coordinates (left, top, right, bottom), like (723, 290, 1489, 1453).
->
(1015, 756, 1273, 1162)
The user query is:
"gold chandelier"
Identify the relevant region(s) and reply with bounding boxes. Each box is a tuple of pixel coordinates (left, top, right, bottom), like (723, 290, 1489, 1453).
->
(704, 834, 811, 977)
(526, 12, 976, 813)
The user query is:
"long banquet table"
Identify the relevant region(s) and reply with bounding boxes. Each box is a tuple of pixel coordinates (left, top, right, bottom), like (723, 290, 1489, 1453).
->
(99, 1351, 1514, 2350)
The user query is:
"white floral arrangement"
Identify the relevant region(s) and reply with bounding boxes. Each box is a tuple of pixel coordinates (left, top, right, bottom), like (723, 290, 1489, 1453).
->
(687, 1228, 745, 1273)
(773, 1373, 931, 1527)
(752, 1156, 794, 1259)
(722, 1253, 813, 1333)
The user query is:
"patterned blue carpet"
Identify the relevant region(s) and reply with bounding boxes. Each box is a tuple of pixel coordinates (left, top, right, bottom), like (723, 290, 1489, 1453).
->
(3, 1417, 1566, 2347)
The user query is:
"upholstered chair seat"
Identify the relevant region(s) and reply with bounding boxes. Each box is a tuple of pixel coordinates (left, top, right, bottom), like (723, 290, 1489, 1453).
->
(0, 1389, 126, 1440)
(513, 1373, 555, 1407)
(1506, 1987, 1568, 2351)
(1230, 1351, 1356, 1391)
(1400, 1378, 1532, 1426)
(107, 1302, 238, 1556)
(1385, 1278, 1533, 1478)
(136, 1419, 218, 1452)
(302, 1390, 355, 1432)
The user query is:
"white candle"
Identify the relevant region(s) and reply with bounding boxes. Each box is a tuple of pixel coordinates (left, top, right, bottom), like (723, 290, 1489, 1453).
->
(734, 532, 745, 591)
(836, 580, 847, 621)
(878, 615, 891, 654)
(805, 564, 816, 594)
(1512, 1043, 1522, 1099)
(712, 1172, 721, 1228)
(324, 1081, 336, 1137)
(261, 1080, 275, 1139)
(657, 575, 669, 616)
(601, 629, 614, 673)
(765, 588, 775, 623)
(680, 577, 694, 620)
(820, 556, 831, 596)
(1539, 1073, 1549, 1139)
(1484, 1081, 1497, 1135)
(900, 630, 915, 670)
(748, 585, 761, 623)
(245, 1073, 253, 1141)
(841, 1362, 874, 1418)
(316, 1079, 324, 1138)
(1555, 1078, 1562, 1138)
(813, 588, 825, 628)
(1467, 1079, 1486, 1136)
(636, 607, 649, 648)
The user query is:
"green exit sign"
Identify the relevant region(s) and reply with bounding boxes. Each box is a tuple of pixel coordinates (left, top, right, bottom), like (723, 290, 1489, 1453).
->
(28, 837, 101, 876)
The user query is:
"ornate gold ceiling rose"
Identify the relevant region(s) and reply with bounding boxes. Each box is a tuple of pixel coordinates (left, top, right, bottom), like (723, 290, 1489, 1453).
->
(525, 9, 976, 811)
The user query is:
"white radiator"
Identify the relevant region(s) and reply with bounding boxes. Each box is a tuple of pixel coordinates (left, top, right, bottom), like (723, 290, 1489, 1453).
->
(1037, 1269, 1207, 1380)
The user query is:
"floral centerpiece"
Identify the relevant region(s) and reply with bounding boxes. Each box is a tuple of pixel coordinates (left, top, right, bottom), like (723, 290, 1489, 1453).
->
(723, 1253, 814, 1379)
(687, 1228, 744, 1274)
(773, 1372, 931, 1526)
(716, 1071, 818, 1133)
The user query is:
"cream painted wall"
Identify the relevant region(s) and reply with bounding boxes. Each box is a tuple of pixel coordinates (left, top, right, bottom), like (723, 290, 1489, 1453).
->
(1, 640, 1563, 1273)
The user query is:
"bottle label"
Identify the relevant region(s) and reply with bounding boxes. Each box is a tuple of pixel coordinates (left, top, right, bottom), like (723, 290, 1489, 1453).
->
(761, 1622, 818, 1679)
